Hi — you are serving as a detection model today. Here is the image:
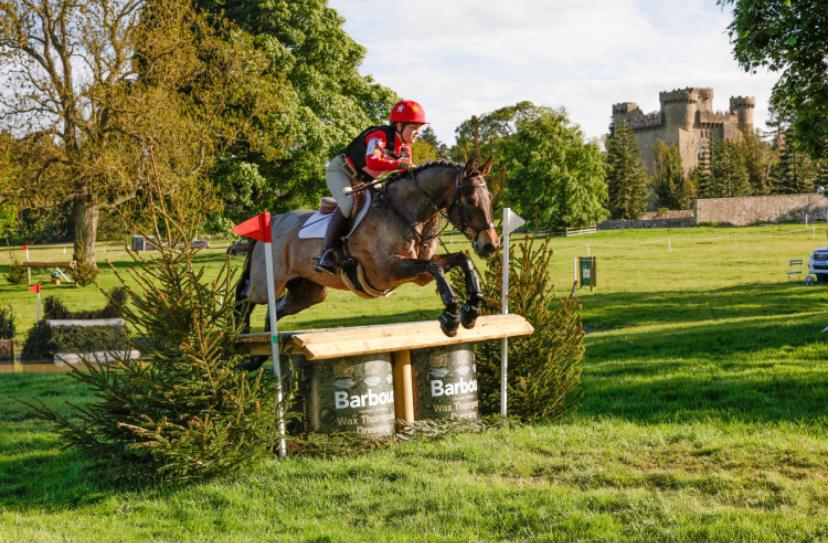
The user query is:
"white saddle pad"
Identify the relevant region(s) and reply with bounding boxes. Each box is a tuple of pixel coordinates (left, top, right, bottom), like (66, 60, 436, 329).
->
(298, 191, 372, 239)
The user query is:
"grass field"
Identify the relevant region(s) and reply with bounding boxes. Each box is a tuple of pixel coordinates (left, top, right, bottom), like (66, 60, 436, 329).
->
(2, 224, 828, 541)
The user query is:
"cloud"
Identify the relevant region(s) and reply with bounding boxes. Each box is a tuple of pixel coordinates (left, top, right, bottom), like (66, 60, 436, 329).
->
(330, 0, 776, 144)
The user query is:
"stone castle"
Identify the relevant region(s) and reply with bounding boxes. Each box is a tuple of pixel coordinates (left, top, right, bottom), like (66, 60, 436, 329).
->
(611, 87, 755, 175)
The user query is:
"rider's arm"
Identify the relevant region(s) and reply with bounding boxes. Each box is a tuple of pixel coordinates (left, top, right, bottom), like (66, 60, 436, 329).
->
(364, 131, 402, 172)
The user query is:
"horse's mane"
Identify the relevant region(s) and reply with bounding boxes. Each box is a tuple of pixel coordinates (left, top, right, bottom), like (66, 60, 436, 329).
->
(384, 160, 464, 186)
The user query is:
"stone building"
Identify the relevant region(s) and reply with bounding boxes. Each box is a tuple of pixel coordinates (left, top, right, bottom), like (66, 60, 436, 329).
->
(611, 87, 755, 175)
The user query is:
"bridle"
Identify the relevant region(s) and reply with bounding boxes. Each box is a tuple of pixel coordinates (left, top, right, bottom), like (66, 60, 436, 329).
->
(379, 165, 494, 251)
(447, 169, 496, 240)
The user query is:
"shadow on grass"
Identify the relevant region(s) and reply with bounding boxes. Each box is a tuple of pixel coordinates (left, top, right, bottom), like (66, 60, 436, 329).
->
(578, 281, 828, 423)
(582, 281, 827, 331)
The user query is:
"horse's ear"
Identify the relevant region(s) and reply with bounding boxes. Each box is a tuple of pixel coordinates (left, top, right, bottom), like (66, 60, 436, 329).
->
(481, 156, 494, 176)
(465, 158, 478, 174)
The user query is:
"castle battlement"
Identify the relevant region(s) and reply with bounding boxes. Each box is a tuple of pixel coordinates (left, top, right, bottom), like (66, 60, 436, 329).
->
(612, 102, 640, 114)
(658, 87, 714, 104)
(729, 96, 755, 109)
(628, 111, 663, 129)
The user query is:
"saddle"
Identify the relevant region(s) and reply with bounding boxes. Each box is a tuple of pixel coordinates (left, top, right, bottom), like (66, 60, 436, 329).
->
(298, 190, 372, 240)
(300, 189, 393, 299)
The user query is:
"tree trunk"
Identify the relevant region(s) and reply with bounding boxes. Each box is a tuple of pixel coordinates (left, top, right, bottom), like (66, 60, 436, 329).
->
(71, 191, 98, 268)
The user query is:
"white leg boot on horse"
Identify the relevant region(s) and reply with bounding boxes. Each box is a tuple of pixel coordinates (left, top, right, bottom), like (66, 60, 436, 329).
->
(315, 209, 349, 274)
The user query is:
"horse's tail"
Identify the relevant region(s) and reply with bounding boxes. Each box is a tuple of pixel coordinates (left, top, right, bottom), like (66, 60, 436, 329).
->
(234, 243, 256, 331)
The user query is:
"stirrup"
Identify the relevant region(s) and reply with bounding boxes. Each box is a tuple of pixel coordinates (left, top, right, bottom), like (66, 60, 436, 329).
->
(315, 249, 338, 274)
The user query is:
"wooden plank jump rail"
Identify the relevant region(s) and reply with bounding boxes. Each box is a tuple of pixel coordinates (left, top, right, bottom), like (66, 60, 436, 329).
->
(23, 261, 74, 269)
(237, 314, 534, 426)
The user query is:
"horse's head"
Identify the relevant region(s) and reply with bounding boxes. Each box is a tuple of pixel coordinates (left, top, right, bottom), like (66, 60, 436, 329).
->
(447, 158, 500, 258)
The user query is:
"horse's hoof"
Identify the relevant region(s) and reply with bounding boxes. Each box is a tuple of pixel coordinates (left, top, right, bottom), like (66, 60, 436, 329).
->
(439, 311, 460, 337)
(460, 303, 480, 329)
(238, 356, 267, 372)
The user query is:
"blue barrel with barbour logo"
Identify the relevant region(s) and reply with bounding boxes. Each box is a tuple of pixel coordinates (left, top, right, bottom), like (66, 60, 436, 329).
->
(412, 344, 478, 421)
(302, 353, 396, 437)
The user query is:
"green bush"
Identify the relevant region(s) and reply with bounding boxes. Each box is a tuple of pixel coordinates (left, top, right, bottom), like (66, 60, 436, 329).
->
(0, 305, 15, 340)
(453, 236, 584, 422)
(72, 262, 99, 286)
(4, 259, 27, 285)
(21, 321, 129, 361)
(44, 288, 127, 319)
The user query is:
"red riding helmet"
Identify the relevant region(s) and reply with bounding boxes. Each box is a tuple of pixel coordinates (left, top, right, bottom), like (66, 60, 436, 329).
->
(390, 100, 428, 124)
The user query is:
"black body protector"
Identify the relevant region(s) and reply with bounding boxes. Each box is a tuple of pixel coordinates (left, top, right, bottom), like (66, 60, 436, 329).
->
(341, 125, 408, 181)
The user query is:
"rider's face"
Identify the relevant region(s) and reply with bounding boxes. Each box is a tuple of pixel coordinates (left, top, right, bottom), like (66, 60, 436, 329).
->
(400, 123, 423, 144)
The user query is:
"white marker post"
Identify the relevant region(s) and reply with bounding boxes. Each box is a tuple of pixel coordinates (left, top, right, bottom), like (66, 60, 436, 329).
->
(500, 208, 525, 417)
(233, 212, 287, 460)
(28, 283, 41, 323)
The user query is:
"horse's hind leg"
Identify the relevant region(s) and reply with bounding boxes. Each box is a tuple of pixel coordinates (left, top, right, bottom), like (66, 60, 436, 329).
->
(239, 279, 326, 372)
(276, 278, 328, 319)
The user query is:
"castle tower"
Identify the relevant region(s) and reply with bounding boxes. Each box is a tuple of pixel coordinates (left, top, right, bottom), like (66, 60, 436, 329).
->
(696, 88, 714, 113)
(660, 89, 695, 130)
(729, 96, 755, 133)
(611, 102, 641, 132)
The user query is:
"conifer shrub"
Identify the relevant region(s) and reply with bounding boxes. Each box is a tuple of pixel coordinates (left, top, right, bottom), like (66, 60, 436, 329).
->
(72, 262, 99, 286)
(452, 236, 584, 422)
(4, 259, 26, 285)
(29, 176, 273, 483)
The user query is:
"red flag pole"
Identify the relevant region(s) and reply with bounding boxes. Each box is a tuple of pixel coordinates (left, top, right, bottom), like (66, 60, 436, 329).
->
(233, 212, 287, 459)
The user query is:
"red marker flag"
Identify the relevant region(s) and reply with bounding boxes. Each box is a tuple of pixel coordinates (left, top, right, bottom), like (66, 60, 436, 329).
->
(27, 283, 41, 294)
(22, 244, 29, 251)
(232, 212, 272, 243)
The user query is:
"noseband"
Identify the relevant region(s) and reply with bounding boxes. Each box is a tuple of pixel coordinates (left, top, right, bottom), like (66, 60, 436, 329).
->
(448, 169, 495, 239)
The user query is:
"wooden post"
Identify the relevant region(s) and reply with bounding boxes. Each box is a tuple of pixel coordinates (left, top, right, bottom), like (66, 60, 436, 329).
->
(392, 350, 415, 428)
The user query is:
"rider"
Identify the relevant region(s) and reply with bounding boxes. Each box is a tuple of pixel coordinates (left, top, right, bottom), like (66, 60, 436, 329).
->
(315, 99, 428, 274)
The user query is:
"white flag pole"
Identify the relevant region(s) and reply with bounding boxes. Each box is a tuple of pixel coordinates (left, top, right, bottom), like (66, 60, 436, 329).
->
(260, 215, 287, 460)
(35, 291, 41, 323)
(500, 208, 525, 417)
(500, 212, 510, 417)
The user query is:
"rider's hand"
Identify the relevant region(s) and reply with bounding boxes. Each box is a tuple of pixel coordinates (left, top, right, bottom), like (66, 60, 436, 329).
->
(398, 157, 414, 170)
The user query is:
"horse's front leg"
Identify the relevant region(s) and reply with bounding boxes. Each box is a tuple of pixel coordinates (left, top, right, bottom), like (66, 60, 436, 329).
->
(431, 252, 482, 329)
(389, 258, 460, 336)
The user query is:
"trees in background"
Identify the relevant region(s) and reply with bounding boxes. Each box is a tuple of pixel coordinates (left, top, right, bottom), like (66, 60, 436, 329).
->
(454, 102, 606, 230)
(195, 0, 397, 222)
(709, 139, 751, 198)
(0, 132, 17, 242)
(605, 121, 649, 220)
(653, 141, 696, 210)
(0, 0, 286, 265)
(720, 0, 827, 158)
(771, 136, 819, 194)
(738, 131, 777, 195)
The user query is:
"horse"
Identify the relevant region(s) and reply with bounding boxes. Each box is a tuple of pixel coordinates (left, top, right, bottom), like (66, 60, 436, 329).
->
(234, 158, 499, 370)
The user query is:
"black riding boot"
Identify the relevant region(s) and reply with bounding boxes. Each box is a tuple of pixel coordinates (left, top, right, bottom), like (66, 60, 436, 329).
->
(315, 209, 348, 274)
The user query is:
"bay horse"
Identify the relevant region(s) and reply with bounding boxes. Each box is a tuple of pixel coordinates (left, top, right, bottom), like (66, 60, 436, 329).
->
(234, 159, 499, 369)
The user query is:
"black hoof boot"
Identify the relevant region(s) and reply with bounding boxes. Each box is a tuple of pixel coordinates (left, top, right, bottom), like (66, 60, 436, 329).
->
(460, 303, 480, 329)
(239, 355, 268, 372)
(439, 311, 460, 337)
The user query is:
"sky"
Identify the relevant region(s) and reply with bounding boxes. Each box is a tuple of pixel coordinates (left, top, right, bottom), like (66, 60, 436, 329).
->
(328, 0, 777, 146)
